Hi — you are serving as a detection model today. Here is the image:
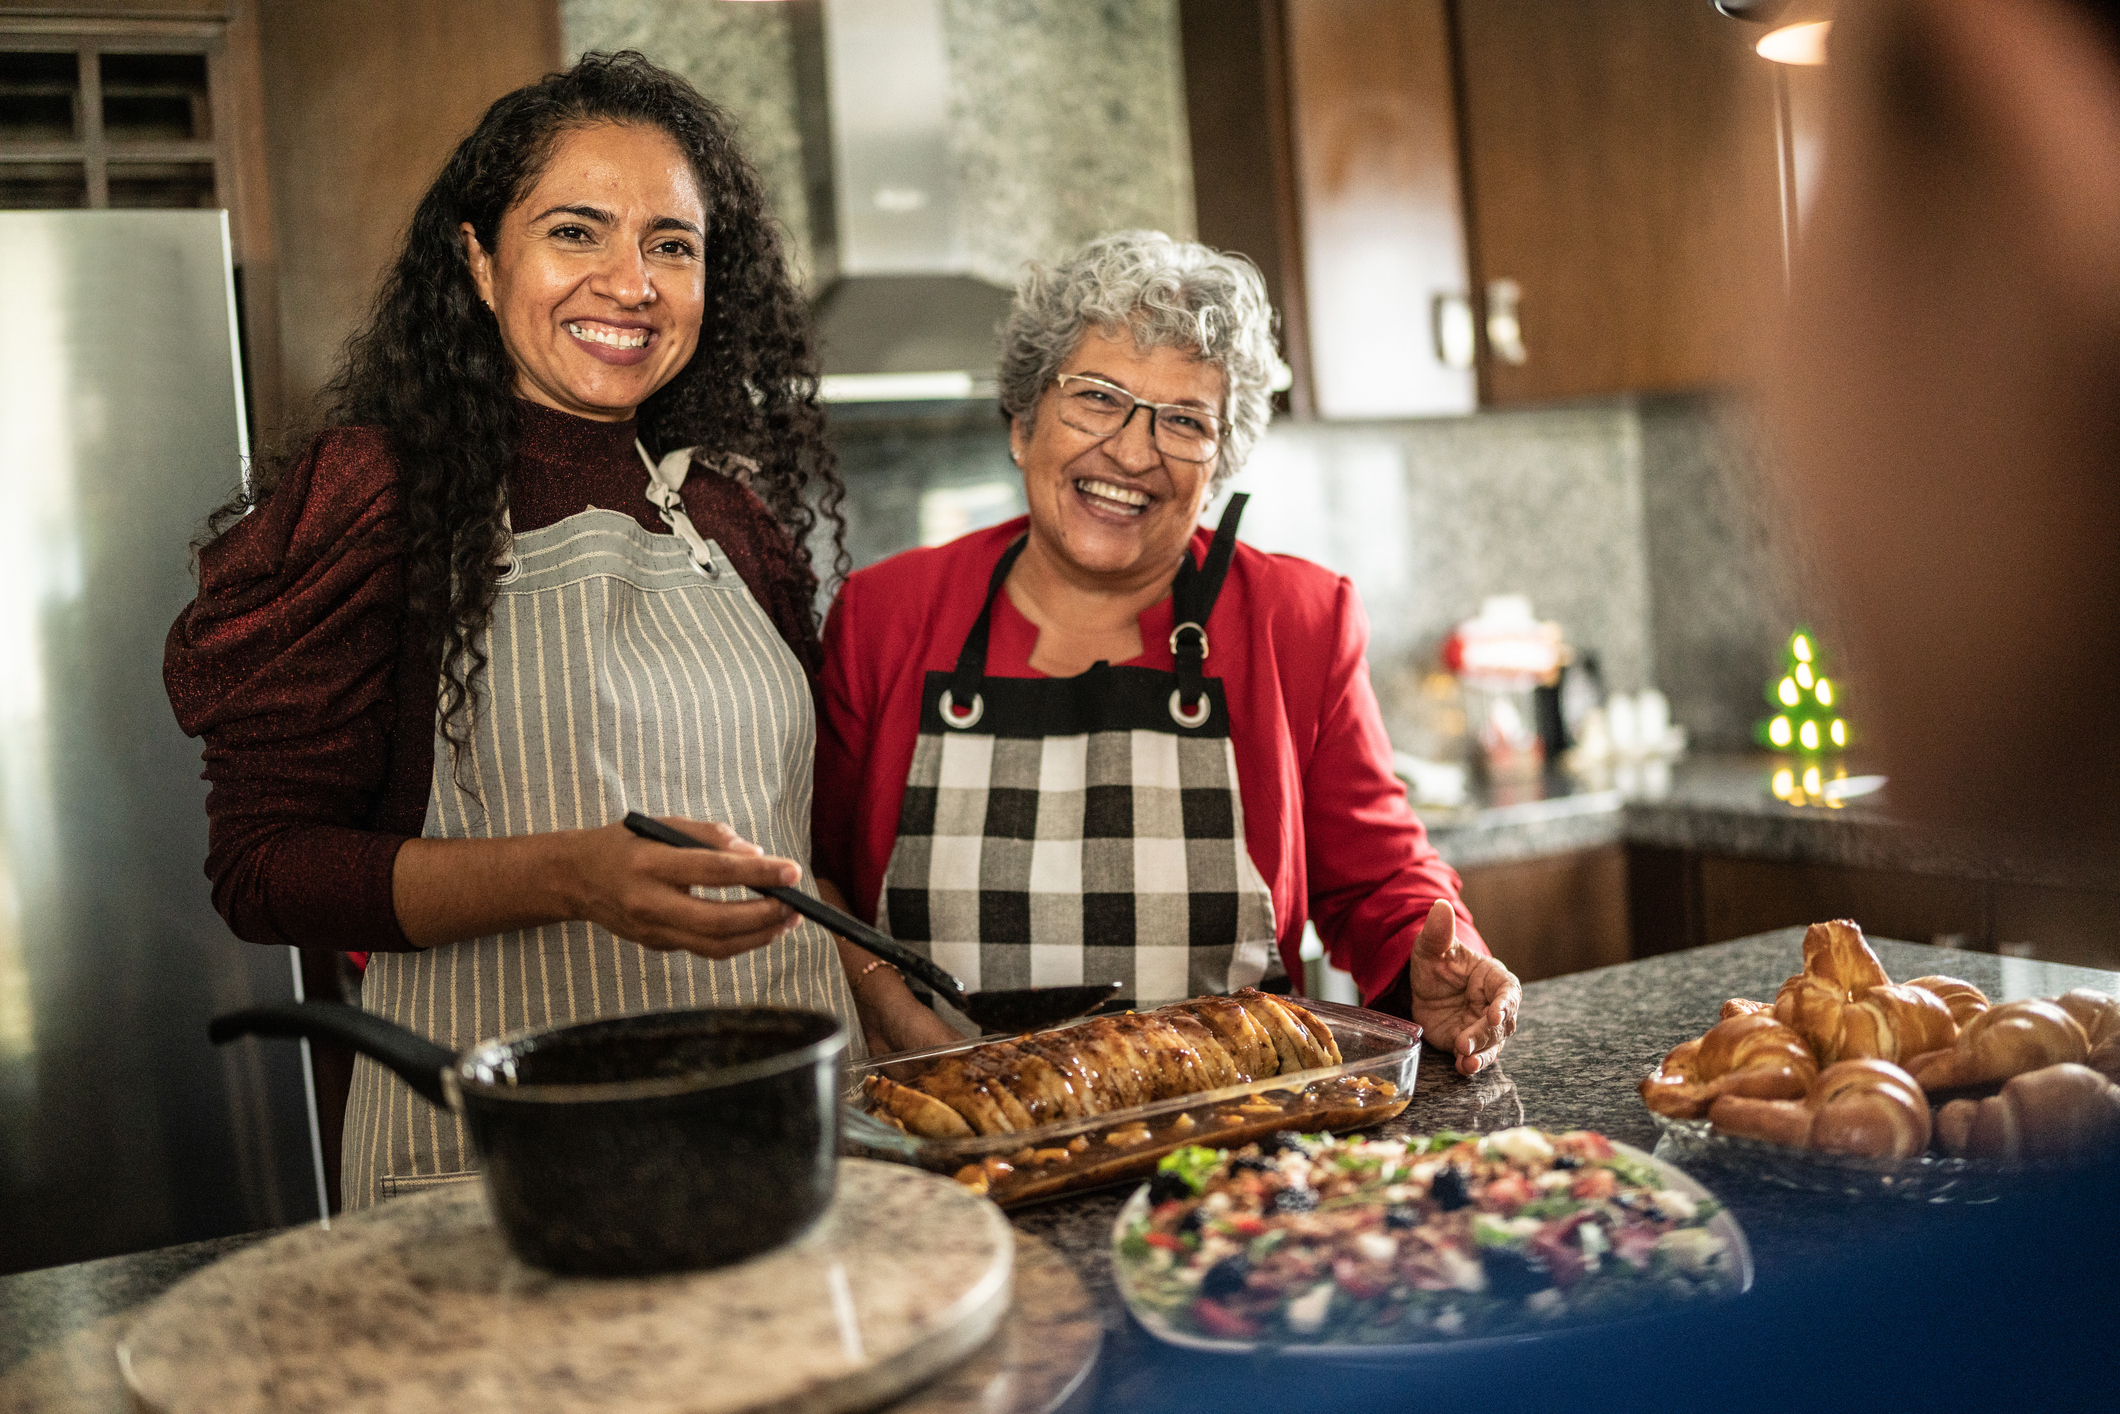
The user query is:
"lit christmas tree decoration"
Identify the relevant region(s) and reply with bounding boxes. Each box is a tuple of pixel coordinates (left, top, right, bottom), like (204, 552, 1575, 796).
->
(1759, 629, 1855, 806)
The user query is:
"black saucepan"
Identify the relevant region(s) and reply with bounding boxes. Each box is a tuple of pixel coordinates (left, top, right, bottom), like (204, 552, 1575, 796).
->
(209, 1002, 844, 1276)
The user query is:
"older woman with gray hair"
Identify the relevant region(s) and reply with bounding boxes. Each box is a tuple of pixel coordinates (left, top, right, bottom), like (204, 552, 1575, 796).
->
(814, 231, 1518, 1068)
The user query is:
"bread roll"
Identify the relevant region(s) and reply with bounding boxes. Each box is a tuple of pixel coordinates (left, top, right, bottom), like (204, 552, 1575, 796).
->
(1902, 975, 1990, 1028)
(1709, 1058, 1932, 1160)
(1641, 1013, 1818, 1118)
(1906, 999, 2089, 1092)
(1934, 1063, 2120, 1162)
(1721, 998, 1774, 1020)
(1773, 920, 1958, 1063)
(2053, 989, 2119, 1049)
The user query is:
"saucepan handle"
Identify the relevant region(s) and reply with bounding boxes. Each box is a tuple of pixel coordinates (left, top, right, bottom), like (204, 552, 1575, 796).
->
(210, 1001, 457, 1108)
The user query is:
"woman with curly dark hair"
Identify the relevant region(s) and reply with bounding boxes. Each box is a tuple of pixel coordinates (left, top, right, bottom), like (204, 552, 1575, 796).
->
(164, 52, 871, 1209)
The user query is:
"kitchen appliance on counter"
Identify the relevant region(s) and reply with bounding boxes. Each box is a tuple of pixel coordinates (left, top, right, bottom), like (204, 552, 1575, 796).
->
(0, 210, 322, 1274)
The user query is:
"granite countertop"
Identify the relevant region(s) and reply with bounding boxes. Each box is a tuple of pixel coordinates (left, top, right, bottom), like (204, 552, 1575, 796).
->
(7, 931, 2114, 1413)
(1418, 752, 2120, 891)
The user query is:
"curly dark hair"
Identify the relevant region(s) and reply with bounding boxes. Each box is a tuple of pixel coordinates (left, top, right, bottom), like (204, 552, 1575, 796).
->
(219, 50, 843, 760)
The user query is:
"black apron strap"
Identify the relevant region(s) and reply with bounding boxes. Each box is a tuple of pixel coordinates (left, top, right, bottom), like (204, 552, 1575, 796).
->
(1170, 493, 1248, 718)
(943, 534, 1029, 725)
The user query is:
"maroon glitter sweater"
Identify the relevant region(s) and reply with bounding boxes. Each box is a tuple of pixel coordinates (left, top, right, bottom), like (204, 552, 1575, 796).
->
(164, 400, 825, 955)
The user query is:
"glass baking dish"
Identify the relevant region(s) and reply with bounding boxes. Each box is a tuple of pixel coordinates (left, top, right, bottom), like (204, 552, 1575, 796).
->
(840, 1000, 1422, 1207)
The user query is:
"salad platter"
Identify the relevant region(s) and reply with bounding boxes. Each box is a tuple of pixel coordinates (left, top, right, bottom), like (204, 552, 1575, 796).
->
(1112, 1127, 1751, 1355)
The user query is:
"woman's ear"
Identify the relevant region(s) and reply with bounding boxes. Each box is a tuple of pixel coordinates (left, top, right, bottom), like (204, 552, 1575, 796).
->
(1007, 413, 1027, 468)
(461, 221, 496, 311)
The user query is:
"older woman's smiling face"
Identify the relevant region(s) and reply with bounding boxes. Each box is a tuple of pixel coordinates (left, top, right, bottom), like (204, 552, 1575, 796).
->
(1011, 329, 1225, 588)
(464, 122, 707, 421)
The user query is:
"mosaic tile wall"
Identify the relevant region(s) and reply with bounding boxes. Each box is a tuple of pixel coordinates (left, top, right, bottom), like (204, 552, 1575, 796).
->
(560, 0, 816, 281)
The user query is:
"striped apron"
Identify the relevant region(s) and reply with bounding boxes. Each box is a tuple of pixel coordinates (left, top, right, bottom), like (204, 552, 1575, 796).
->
(342, 445, 863, 1210)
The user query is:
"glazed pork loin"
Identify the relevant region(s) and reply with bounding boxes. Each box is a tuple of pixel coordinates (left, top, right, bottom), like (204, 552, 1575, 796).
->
(863, 988, 1344, 1139)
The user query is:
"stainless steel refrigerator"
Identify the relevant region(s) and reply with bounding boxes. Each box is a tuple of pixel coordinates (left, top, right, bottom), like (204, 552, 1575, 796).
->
(0, 210, 324, 1275)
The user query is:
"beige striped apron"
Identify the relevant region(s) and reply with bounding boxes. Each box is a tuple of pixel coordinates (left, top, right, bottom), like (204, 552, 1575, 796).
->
(342, 445, 863, 1210)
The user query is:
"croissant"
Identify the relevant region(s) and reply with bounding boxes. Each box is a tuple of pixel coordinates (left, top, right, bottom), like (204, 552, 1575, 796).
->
(1905, 999, 2089, 1092)
(1902, 975, 1990, 1028)
(1933, 1063, 2120, 1162)
(1640, 1013, 1819, 1118)
(1710, 1058, 1932, 1160)
(2046, 990, 2120, 1081)
(1720, 998, 1774, 1020)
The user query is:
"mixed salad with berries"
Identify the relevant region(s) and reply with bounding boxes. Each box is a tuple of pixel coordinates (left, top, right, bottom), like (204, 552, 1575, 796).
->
(1114, 1127, 1737, 1346)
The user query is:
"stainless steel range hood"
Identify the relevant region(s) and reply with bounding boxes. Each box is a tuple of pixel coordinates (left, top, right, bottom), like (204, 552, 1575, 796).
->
(804, 0, 1013, 403)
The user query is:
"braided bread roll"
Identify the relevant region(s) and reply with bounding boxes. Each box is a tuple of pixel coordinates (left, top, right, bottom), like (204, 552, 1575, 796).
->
(1902, 975, 1990, 1028)
(1710, 1059, 1933, 1159)
(1774, 919, 1958, 1064)
(1905, 999, 2089, 1092)
(1776, 971, 1957, 1065)
(1933, 1063, 2120, 1161)
(2051, 990, 2120, 1081)
(1721, 998, 1774, 1020)
(1640, 1013, 1819, 1118)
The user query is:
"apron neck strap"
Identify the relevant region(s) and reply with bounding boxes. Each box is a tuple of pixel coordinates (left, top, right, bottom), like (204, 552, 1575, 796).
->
(948, 494, 1249, 706)
(1171, 492, 1248, 711)
(634, 439, 719, 576)
(948, 535, 1030, 706)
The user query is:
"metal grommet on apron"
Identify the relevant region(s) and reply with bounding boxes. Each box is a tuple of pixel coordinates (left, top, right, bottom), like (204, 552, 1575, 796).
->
(343, 442, 863, 1211)
(878, 494, 1277, 1010)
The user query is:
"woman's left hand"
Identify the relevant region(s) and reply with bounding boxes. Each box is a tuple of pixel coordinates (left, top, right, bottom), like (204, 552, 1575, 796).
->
(1407, 900, 1521, 1075)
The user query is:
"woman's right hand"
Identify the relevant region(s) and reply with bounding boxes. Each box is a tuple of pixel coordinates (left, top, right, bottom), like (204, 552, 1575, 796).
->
(394, 817, 800, 958)
(567, 817, 801, 958)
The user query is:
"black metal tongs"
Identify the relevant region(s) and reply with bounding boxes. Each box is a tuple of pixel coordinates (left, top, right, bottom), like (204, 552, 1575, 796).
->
(622, 812, 1120, 1034)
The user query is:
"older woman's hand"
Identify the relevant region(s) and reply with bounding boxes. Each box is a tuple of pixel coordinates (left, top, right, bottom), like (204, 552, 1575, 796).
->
(1407, 900, 1521, 1075)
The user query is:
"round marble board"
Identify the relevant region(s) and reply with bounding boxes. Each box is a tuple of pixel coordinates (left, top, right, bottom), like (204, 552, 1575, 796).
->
(118, 1159, 1013, 1414)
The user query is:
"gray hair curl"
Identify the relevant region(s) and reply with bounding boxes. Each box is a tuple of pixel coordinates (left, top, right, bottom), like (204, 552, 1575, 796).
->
(997, 230, 1278, 486)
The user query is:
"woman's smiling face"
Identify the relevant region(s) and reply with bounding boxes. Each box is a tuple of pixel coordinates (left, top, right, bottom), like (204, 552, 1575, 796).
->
(465, 122, 708, 421)
(1010, 329, 1225, 588)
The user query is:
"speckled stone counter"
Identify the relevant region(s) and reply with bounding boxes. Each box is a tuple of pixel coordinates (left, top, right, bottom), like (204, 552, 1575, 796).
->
(1421, 754, 2120, 892)
(1011, 931, 2120, 1409)
(8, 933, 2114, 1414)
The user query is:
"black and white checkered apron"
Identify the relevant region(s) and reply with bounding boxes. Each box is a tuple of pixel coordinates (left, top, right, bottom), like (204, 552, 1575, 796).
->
(879, 495, 1277, 1009)
(342, 443, 862, 1210)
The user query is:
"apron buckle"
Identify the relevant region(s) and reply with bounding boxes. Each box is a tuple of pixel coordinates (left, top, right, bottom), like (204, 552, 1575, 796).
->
(939, 689, 985, 729)
(1170, 622, 1210, 660)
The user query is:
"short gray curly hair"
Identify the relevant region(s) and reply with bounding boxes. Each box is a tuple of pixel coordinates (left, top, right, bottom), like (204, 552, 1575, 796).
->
(998, 230, 1278, 486)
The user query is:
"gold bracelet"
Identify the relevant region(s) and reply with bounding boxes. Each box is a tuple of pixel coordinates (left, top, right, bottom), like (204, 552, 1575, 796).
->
(852, 957, 898, 989)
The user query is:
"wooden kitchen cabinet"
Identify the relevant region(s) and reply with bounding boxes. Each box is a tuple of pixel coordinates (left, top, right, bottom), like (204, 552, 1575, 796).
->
(1182, 0, 1785, 415)
(1281, 0, 1474, 418)
(1448, 0, 1784, 404)
(1457, 843, 1631, 984)
(1627, 848, 2120, 974)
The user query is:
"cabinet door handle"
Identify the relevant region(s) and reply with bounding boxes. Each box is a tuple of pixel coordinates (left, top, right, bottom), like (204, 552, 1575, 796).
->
(1485, 278, 1528, 365)
(1432, 293, 1477, 369)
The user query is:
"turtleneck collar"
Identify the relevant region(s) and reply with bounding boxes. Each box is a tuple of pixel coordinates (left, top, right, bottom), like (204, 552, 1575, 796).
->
(513, 397, 641, 470)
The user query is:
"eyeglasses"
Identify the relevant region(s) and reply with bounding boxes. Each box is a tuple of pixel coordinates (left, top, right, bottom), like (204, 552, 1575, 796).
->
(1051, 373, 1223, 463)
